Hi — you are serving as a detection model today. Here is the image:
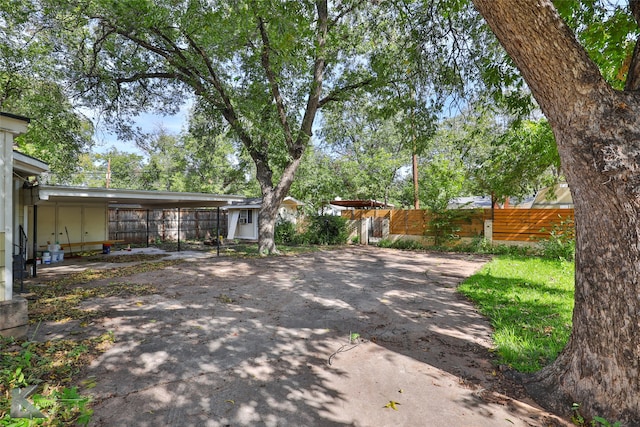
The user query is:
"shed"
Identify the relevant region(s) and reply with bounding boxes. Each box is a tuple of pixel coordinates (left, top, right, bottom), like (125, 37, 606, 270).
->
(224, 196, 304, 241)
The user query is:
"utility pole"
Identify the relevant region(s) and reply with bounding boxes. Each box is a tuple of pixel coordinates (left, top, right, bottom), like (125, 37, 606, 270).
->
(106, 158, 111, 188)
(411, 89, 419, 209)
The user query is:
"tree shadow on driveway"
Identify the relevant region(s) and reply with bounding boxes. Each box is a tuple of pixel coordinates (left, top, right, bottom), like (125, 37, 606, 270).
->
(28, 246, 569, 426)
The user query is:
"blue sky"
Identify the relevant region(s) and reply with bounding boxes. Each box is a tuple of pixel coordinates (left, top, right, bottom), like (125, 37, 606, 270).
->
(90, 103, 191, 156)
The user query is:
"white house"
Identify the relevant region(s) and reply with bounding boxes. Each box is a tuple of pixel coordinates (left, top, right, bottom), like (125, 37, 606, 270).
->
(531, 182, 573, 209)
(0, 113, 50, 338)
(224, 196, 304, 241)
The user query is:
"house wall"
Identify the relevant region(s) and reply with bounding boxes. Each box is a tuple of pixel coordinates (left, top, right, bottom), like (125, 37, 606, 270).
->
(0, 114, 30, 338)
(235, 208, 258, 240)
(0, 129, 15, 301)
(278, 204, 299, 223)
(227, 208, 259, 240)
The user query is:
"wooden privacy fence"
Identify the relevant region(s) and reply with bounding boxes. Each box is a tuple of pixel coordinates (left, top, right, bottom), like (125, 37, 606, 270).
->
(342, 208, 575, 242)
(109, 208, 227, 244)
(491, 208, 574, 242)
(342, 209, 488, 239)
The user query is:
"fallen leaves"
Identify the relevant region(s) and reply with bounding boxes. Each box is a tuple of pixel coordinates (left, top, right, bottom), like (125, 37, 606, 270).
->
(28, 282, 158, 323)
(384, 400, 401, 410)
(27, 261, 167, 324)
(86, 254, 169, 263)
(217, 294, 235, 304)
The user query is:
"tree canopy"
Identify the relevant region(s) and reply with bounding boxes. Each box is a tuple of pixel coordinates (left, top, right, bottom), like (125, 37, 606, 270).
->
(0, 0, 93, 175)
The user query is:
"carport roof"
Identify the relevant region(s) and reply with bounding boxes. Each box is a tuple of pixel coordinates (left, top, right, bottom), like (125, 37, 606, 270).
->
(35, 185, 245, 208)
(330, 199, 394, 209)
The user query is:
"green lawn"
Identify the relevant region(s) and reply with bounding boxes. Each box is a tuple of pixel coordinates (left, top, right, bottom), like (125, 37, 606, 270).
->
(458, 256, 575, 372)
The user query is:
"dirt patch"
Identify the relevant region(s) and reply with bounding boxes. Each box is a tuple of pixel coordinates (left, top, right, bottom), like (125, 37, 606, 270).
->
(26, 246, 570, 426)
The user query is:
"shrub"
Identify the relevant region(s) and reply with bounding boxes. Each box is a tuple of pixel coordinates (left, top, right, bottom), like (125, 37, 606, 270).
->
(428, 209, 461, 246)
(377, 238, 427, 250)
(304, 215, 348, 245)
(538, 216, 575, 261)
(275, 219, 298, 245)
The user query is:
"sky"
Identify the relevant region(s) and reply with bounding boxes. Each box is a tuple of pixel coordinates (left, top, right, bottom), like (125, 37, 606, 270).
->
(89, 102, 192, 156)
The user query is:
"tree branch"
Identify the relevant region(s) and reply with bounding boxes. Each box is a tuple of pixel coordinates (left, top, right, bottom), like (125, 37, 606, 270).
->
(258, 16, 295, 150)
(102, 22, 212, 98)
(114, 72, 179, 84)
(471, 0, 606, 126)
(275, 0, 329, 202)
(318, 77, 375, 107)
(328, 0, 365, 30)
(181, 31, 267, 170)
(297, 0, 328, 143)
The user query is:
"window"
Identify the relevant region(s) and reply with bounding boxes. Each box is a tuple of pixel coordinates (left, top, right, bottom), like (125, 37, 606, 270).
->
(239, 209, 253, 224)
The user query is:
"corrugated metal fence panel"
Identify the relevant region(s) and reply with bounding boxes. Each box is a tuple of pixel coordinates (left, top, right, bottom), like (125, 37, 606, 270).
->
(492, 208, 574, 241)
(109, 208, 228, 243)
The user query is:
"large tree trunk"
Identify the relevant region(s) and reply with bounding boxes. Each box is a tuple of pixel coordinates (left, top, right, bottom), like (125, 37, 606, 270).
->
(256, 156, 302, 255)
(258, 192, 279, 255)
(472, 0, 640, 423)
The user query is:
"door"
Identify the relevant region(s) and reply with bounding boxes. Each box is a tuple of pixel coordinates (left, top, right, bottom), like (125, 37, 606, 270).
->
(84, 206, 106, 242)
(38, 206, 56, 246)
(57, 206, 82, 246)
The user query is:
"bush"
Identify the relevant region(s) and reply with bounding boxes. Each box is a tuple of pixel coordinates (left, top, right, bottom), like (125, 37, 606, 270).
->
(275, 219, 298, 245)
(454, 237, 535, 256)
(538, 216, 575, 261)
(304, 215, 348, 245)
(428, 209, 463, 246)
(377, 238, 427, 250)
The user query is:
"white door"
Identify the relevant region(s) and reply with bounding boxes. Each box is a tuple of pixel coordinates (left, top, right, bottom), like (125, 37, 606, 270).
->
(37, 206, 56, 247)
(57, 206, 82, 246)
(84, 206, 106, 242)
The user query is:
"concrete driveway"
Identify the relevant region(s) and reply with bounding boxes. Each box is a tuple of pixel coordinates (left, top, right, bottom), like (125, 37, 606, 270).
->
(29, 246, 569, 426)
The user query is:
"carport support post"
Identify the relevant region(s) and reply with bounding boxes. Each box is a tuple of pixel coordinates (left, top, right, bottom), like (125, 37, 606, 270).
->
(146, 209, 150, 248)
(32, 205, 37, 278)
(216, 207, 220, 257)
(177, 207, 181, 252)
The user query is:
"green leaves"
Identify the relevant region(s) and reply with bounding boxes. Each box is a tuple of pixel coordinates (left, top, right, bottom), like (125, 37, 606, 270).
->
(554, 0, 638, 90)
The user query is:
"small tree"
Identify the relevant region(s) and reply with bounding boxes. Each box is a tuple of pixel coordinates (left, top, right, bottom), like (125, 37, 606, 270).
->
(304, 215, 348, 246)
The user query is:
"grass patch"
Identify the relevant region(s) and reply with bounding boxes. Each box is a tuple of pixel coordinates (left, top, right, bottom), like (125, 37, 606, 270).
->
(458, 255, 574, 372)
(377, 237, 538, 257)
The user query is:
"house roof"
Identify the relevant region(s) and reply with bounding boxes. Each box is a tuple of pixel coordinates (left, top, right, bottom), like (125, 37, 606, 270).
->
(329, 199, 394, 209)
(448, 196, 493, 209)
(448, 195, 535, 209)
(35, 185, 245, 208)
(14, 151, 49, 177)
(0, 112, 30, 122)
(0, 112, 30, 135)
(532, 183, 573, 208)
(223, 196, 304, 210)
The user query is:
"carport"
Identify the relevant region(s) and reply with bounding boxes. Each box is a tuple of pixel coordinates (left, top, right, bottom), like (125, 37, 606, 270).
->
(27, 185, 244, 276)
